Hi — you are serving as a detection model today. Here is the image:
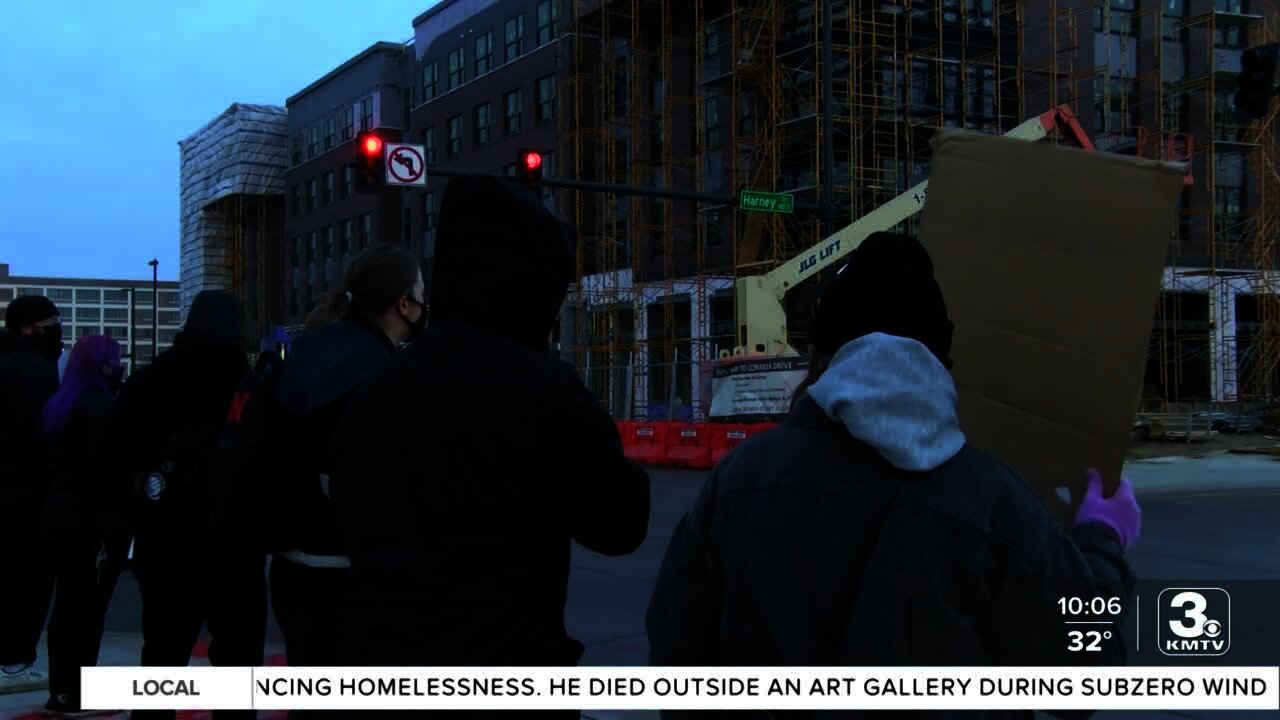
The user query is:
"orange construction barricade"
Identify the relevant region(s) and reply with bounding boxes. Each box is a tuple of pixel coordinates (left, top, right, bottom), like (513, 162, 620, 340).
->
(664, 423, 714, 469)
(623, 421, 670, 465)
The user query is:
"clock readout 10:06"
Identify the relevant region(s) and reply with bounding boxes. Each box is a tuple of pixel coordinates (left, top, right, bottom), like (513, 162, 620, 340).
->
(1058, 596, 1123, 616)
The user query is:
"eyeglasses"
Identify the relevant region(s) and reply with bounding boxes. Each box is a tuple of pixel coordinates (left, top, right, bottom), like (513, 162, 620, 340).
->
(34, 316, 61, 328)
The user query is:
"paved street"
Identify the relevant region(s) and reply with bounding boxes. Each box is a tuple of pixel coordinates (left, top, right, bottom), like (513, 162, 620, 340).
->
(1, 454, 1276, 718)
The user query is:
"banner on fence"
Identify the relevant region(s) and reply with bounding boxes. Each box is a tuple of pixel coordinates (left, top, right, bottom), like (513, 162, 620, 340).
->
(709, 357, 809, 417)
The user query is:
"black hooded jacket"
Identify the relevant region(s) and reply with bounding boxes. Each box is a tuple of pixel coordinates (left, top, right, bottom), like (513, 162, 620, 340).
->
(647, 332, 1134, 720)
(331, 176, 651, 669)
(0, 330, 60, 514)
(110, 291, 248, 534)
(273, 315, 397, 557)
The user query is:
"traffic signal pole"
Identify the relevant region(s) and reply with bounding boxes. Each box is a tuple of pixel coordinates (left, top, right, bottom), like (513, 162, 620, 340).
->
(419, 166, 828, 215)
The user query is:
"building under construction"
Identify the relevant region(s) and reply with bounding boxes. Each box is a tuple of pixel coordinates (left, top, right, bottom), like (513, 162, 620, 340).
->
(556, 0, 1280, 420)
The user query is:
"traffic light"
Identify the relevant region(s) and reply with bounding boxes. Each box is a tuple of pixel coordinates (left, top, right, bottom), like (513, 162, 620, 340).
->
(355, 131, 384, 192)
(515, 148, 543, 187)
(1234, 43, 1280, 121)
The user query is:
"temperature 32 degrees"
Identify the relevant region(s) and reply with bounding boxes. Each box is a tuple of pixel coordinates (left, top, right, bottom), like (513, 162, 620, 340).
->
(1059, 596, 1123, 653)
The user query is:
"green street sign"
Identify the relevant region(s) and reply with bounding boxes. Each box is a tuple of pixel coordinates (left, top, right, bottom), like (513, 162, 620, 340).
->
(739, 189, 795, 214)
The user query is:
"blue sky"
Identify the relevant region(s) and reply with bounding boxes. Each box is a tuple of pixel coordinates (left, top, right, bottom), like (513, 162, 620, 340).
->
(0, 0, 427, 281)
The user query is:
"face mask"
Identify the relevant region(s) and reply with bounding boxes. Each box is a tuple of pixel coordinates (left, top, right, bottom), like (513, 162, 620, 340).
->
(400, 296, 427, 343)
(34, 323, 64, 363)
(105, 365, 125, 393)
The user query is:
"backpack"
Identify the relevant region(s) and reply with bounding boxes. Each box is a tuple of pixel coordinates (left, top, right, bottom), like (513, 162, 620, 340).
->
(204, 351, 299, 554)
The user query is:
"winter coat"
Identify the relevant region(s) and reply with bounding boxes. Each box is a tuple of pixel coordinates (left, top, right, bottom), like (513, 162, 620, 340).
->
(331, 175, 651, 671)
(109, 294, 248, 539)
(39, 386, 120, 542)
(0, 330, 60, 515)
(272, 316, 397, 559)
(647, 333, 1135, 720)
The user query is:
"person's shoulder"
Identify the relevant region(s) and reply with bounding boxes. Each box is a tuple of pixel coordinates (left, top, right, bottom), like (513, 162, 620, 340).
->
(938, 443, 1065, 568)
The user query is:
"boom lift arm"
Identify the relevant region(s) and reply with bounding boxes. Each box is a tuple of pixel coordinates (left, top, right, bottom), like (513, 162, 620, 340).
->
(731, 104, 1097, 358)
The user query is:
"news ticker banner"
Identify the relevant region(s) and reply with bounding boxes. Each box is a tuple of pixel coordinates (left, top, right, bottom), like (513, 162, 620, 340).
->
(84, 666, 1280, 712)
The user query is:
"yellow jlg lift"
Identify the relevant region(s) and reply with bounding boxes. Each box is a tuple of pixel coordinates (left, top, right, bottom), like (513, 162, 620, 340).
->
(730, 105, 1097, 358)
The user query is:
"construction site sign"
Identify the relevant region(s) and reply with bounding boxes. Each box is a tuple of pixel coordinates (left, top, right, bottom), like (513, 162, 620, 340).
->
(739, 190, 794, 214)
(709, 356, 809, 418)
(385, 143, 427, 186)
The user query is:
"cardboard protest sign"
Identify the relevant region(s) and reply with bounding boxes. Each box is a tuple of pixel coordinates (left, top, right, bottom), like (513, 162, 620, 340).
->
(918, 129, 1185, 503)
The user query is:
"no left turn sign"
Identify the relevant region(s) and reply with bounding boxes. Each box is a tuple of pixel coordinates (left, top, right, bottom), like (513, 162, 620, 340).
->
(385, 143, 427, 186)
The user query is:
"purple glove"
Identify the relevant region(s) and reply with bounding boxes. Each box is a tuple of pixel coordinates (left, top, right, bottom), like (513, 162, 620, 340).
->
(1074, 469, 1141, 551)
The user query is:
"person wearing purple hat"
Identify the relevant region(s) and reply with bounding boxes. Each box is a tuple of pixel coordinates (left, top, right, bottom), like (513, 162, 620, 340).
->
(648, 232, 1140, 717)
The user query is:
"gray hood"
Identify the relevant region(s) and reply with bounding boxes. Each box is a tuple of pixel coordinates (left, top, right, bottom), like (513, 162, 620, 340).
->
(807, 332, 966, 472)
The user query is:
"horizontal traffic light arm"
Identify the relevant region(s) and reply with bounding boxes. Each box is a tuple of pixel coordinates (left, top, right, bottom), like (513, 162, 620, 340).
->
(419, 167, 827, 214)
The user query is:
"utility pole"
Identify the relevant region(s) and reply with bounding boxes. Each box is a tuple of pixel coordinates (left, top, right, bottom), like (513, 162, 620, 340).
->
(148, 259, 159, 362)
(127, 287, 137, 375)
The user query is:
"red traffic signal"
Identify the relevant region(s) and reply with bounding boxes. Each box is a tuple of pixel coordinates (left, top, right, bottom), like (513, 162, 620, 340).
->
(355, 131, 384, 193)
(362, 135, 384, 156)
(516, 148, 544, 186)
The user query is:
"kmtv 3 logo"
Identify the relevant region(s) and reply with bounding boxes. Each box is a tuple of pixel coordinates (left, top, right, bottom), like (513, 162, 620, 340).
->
(1158, 588, 1231, 656)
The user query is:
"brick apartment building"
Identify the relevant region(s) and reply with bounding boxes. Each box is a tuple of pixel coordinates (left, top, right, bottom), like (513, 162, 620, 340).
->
(405, 0, 566, 291)
(284, 41, 414, 324)
(0, 263, 183, 376)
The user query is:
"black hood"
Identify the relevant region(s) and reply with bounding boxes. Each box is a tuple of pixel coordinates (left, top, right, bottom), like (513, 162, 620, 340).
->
(429, 175, 574, 351)
(176, 290, 243, 348)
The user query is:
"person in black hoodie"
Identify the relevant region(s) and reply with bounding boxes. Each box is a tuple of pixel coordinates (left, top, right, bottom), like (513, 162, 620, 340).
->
(38, 334, 128, 716)
(110, 290, 258, 720)
(330, 176, 650, 687)
(647, 232, 1140, 720)
(269, 245, 423, 682)
(0, 295, 63, 695)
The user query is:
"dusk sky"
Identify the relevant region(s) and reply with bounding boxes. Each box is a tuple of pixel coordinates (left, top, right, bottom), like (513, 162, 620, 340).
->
(0, 0, 427, 281)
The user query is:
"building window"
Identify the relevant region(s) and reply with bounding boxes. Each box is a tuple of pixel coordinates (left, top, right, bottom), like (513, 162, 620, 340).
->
(290, 186, 300, 216)
(1216, 0, 1242, 12)
(343, 166, 354, 197)
(402, 87, 412, 129)
(308, 127, 320, 159)
(448, 115, 462, 156)
(325, 116, 336, 151)
(325, 225, 336, 260)
(308, 232, 318, 262)
(341, 106, 354, 141)
(103, 307, 129, 323)
(47, 288, 73, 303)
(506, 16, 525, 62)
(475, 32, 493, 76)
(159, 291, 180, 308)
(323, 172, 334, 205)
(291, 288, 300, 318)
(360, 97, 373, 131)
(424, 191, 438, 257)
(422, 62, 438, 102)
(704, 96, 721, 149)
(541, 151, 556, 210)
(1214, 25, 1243, 48)
(343, 219, 354, 253)
(308, 179, 318, 211)
(504, 89, 522, 135)
(537, 74, 555, 122)
(424, 126, 436, 164)
(292, 236, 302, 266)
(448, 48, 465, 90)
(474, 103, 492, 146)
(537, 0, 556, 45)
(75, 307, 101, 323)
(503, 163, 517, 177)
(291, 132, 303, 165)
(103, 289, 129, 305)
(361, 214, 373, 248)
